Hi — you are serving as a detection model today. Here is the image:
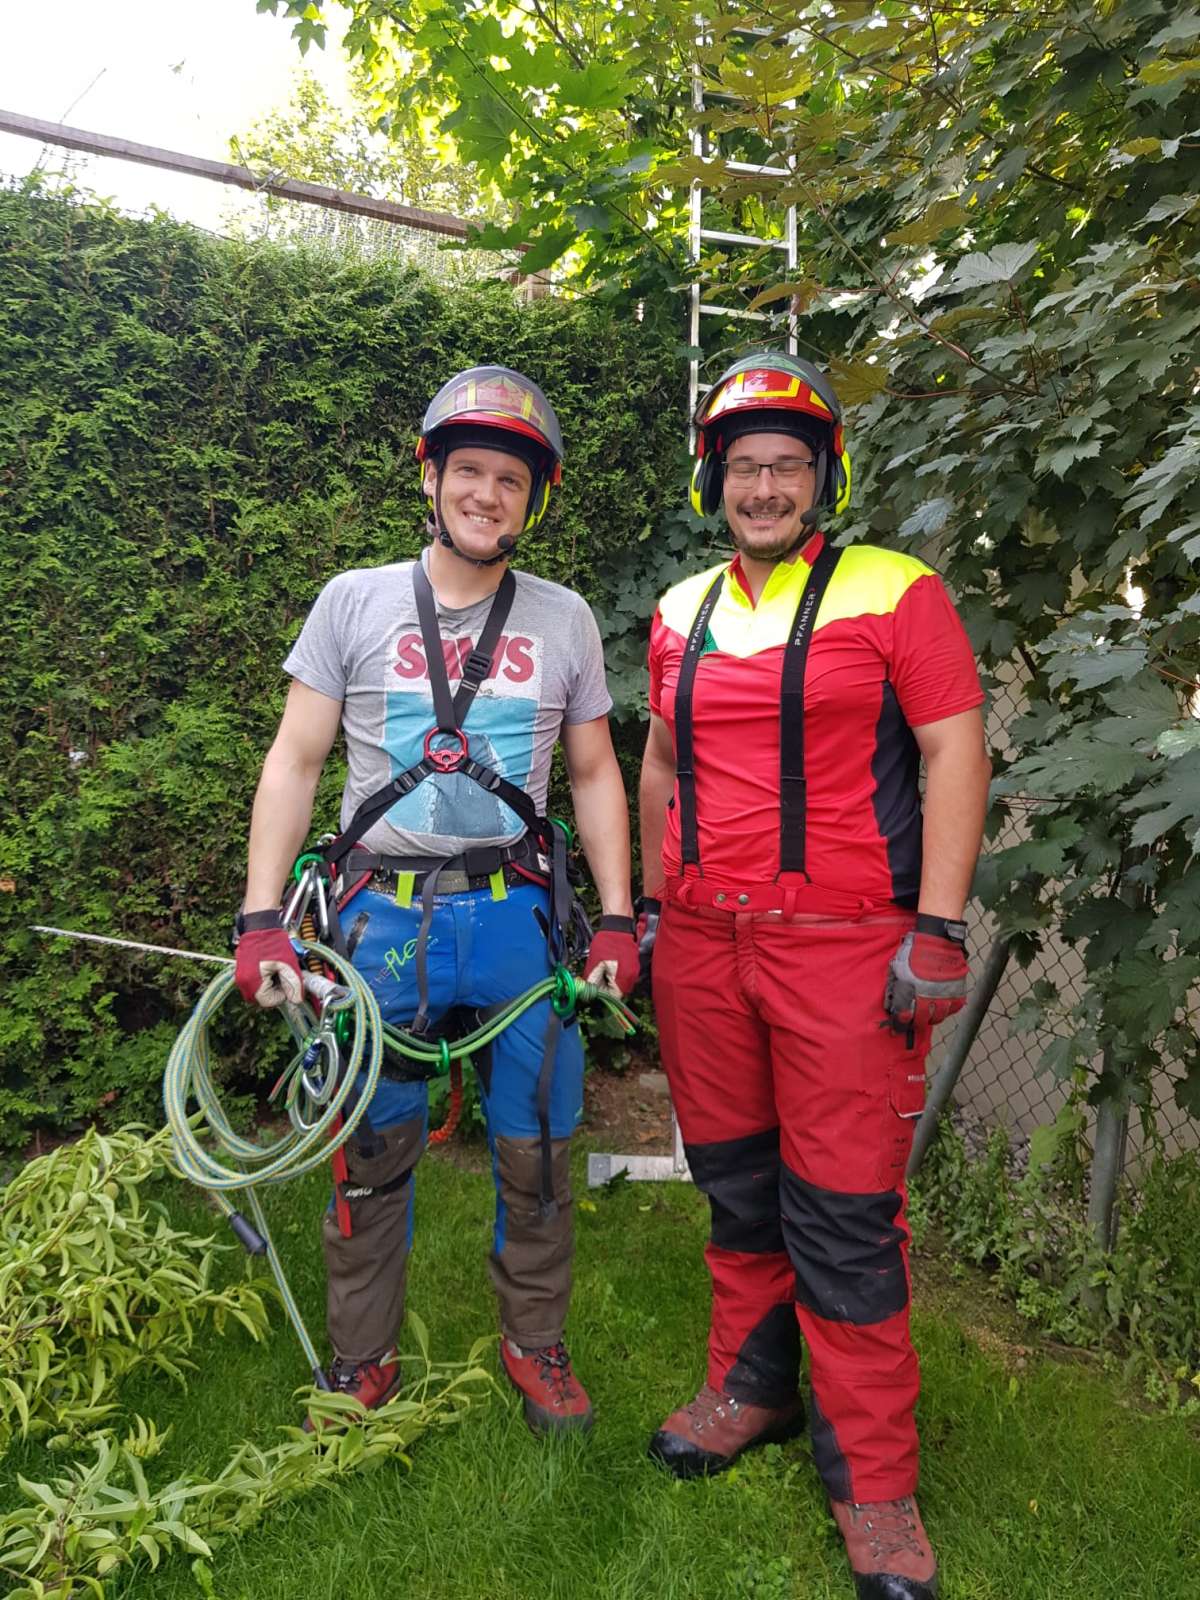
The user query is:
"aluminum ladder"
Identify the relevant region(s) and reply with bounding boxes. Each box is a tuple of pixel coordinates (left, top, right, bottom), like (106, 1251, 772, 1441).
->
(586, 18, 798, 1191)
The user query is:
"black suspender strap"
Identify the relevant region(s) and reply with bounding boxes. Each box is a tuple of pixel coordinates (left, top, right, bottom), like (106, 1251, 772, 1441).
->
(673, 571, 725, 869)
(777, 541, 841, 876)
(672, 541, 842, 879)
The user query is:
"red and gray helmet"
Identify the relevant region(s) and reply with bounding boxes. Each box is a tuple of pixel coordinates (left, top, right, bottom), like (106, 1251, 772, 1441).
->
(416, 365, 564, 531)
(691, 352, 852, 518)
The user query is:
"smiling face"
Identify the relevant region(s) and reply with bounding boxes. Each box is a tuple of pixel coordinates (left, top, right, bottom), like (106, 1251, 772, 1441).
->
(721, 430, 819, 565)
(424, 444, 534, 560)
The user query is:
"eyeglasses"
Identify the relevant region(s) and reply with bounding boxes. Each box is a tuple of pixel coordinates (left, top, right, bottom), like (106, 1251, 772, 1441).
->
(723, 456, 816, 484)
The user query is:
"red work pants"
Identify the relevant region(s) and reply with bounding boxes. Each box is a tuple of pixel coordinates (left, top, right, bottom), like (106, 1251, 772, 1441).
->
(653, 894, 928, 1503)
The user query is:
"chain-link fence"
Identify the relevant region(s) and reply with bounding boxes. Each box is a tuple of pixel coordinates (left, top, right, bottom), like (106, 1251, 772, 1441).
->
(919, 670, 1197, 1245)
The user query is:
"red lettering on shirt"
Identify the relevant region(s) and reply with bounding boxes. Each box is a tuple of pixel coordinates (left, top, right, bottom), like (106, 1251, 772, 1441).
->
(484, 636, 508, 681)
(503, 637, 534, 682)
(393, 634, 426, 678)
(392, 632, 537, 683)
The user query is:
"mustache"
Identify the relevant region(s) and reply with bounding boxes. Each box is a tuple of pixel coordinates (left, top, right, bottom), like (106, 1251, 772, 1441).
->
(737, 500, 794, 515)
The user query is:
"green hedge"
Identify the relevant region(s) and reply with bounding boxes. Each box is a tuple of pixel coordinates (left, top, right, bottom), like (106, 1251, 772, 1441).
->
(0, 180, 687, 1150)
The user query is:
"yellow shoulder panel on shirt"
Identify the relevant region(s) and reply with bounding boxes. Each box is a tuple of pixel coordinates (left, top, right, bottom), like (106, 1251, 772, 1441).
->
(658, 562, 729, 636)
(657, 545, 936, 659)
(817, 544, 935, 628)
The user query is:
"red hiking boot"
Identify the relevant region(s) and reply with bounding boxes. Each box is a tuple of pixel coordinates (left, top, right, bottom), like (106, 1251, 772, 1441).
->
(648, 1383, 805, 1479)
(302, 1355, 401, 1431)
(499, 1338, 594, 1435)
(830, 1496, 939, 1600)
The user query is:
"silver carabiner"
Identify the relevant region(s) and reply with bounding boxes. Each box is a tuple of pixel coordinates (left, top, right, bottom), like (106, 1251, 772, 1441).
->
(313, 869, 331, 942)
(281, 864, 317, 935)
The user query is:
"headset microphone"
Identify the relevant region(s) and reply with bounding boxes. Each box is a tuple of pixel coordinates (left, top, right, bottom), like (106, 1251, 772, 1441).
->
(496, 534, 516, 553)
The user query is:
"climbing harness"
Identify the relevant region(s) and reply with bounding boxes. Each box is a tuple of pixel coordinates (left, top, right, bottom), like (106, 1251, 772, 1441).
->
(305, 555, 591, 1224)
(673, 538, 842, 878)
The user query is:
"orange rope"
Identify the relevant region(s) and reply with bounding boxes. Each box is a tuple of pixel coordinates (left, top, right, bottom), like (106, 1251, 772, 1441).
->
(427, 1059, 464, 1146)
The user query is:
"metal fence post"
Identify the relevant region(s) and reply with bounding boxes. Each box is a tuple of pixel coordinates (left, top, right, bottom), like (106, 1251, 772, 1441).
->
(906, 937, 1012, 1178)
(1086, 1046, 1129, 1254)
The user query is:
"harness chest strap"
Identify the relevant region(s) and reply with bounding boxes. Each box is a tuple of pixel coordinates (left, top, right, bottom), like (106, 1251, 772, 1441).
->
(673, 539, 843, 879)
(324, 561, 540, 872)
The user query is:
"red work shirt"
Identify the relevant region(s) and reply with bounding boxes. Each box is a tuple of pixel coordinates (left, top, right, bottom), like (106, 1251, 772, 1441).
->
(647, 535, 984, 908)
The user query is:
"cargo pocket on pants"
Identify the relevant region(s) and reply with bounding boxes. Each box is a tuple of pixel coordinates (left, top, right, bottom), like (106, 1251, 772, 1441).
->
(877, 1057, 927, 1191)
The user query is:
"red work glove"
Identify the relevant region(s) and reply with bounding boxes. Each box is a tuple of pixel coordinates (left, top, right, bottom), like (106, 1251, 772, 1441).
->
(884, 915, 969, 1034)
(584, 915, 640, 998)
(234, 910, 302, 1008)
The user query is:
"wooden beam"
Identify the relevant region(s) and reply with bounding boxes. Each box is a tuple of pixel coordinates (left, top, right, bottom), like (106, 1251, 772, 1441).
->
(0, 107, 473, 241)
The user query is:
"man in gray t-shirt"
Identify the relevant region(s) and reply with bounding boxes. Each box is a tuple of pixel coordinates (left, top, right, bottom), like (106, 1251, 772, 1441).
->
(233, 366, 639, 1436)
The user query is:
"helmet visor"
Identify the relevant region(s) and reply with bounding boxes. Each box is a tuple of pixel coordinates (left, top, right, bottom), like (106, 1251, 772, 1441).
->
(422, 367, 563, 462)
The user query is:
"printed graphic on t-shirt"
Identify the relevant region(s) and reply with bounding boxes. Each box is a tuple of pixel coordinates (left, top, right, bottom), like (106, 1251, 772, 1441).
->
(381, 626, 543, 839)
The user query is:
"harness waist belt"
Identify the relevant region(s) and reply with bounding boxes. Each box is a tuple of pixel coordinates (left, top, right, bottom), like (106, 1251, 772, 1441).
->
(345, 836, 549, 897)
(345, 838, 547, 889)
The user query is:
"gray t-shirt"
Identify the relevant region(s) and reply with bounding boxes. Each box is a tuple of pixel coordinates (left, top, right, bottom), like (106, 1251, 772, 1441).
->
(284, 552, 612, 858)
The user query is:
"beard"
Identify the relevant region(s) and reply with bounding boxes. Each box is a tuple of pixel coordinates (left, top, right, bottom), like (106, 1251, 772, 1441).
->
(728, 499, 807, 563)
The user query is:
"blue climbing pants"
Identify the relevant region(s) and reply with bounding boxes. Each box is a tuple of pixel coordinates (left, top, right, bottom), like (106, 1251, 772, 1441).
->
(321, 882, 584, 1363)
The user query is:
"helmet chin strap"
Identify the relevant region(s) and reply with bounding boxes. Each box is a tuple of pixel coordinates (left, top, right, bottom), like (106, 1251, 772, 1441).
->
(430, 472, 517, 568)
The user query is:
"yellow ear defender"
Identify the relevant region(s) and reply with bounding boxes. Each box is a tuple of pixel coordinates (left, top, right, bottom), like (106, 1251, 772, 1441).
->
(834, 447, 852, 515)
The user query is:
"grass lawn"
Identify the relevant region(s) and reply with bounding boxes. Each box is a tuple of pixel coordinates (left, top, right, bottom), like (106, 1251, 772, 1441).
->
(5, 1128, 1199, 1600)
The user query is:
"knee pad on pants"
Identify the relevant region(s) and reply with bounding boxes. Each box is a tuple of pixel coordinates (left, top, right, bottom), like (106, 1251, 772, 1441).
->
(686, 1127, 786, 1254)
(323, 1117, 424, 1364)
(780, 1165, 908, 1325)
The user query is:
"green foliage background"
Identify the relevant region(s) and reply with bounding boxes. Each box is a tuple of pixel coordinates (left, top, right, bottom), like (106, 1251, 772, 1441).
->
(0, 180, 686, 1151)
(279, 0, 1200, 1127)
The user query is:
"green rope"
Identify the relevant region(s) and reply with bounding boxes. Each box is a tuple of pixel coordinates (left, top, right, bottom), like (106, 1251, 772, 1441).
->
(163, 939, 635, 1376)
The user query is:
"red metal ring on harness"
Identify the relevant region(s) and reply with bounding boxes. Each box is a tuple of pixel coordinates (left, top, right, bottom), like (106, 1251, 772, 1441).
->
(424, 728, 469, 773)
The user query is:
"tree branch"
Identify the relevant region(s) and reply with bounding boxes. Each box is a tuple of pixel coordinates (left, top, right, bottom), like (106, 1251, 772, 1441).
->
(799, 183, 1040, 397)
(524, 0, 586, 70)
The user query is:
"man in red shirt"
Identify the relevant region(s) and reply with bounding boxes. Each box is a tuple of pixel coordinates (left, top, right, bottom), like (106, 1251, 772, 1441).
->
(639, 353, 990, 1600)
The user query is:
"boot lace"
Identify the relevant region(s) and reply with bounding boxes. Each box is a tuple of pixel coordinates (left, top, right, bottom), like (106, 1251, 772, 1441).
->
(682, 1384, 740, 1431)
(532, 1342, 579, 1402)
(329, 1357, 376, 1395)
(852, 1498, 926, 1564)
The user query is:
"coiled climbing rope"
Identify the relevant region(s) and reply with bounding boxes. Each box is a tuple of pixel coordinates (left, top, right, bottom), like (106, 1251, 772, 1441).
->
(163, 937, 634, 1380)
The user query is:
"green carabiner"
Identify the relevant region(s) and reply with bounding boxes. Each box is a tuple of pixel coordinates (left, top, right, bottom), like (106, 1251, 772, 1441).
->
(549, 817, 575, 849)
(293, 851, 324, 883)
(551, 965, 578, 1017)
(437, 1037, 451, 1076)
